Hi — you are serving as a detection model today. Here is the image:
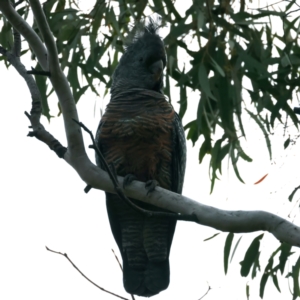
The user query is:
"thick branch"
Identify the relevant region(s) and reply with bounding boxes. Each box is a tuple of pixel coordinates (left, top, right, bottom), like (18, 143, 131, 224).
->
(80, 164, 300, 247)
(0, 0, 86, 157)
(0, 0, 48, 69)
(28, 0, 86, 157)
(0, 42, 66, 157)
(0, 1, 299, 250)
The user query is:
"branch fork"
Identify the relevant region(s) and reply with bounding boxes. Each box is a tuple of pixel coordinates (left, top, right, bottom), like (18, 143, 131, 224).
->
(0, 0, 299, 251)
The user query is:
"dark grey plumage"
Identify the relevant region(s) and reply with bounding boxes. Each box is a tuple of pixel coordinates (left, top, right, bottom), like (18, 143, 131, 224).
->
(95, 19, 186, 297)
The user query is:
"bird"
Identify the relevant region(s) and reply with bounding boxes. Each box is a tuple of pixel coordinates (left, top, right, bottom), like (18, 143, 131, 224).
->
(95, 19, 186, 297)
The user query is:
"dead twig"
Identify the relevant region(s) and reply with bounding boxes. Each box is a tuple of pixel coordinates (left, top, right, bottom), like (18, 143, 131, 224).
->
(198, 283, 211, 300)
(111, 249, 123, 271)
(111, 249, 135, 300)
(46, 246, 130, 300)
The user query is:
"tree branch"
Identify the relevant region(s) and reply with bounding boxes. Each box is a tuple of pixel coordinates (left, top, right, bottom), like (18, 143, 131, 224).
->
(111, 249, 136, 300)
(0, 1, 299, 250)
(111, 249, 123, 271)
(198, 283, 211, 300)
(28, 0, 85, 156)
(0, 0, 48, 69)
(0, 0, 86, 157)
(0, 40, 66, 157)
(46, 246, 131, 300)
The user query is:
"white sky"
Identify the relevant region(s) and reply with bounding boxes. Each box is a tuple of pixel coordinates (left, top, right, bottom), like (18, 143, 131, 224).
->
(0, 1, 300, 300)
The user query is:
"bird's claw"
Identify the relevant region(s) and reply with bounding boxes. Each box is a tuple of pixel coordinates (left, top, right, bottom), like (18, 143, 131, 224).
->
(145, 180, 159, 195)
(123, 174, 137, 189)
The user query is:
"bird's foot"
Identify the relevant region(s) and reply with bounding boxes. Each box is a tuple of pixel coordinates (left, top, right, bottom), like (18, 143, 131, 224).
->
(108, 163, 118, 180)
(145, 180, 159, 195)
(123, 174, 137, 189)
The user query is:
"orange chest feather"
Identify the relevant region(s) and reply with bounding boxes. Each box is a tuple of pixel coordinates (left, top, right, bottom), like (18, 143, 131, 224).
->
(99, 96, 174, 187)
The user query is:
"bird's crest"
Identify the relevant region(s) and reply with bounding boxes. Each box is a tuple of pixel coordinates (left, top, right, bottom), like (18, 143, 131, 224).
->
(124, 17, 163, 49)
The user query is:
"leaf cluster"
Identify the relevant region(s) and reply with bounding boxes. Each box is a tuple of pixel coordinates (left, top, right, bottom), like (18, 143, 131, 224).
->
(224, 233, 299, 299)
(1, 1, 300, 299)
(1, 0, 300, 190)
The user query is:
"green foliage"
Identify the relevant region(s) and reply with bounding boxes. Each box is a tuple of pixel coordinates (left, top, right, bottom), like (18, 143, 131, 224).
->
(288, 256, 300, 300)
(238, 237, 297, 299)
(259, 242, 294, 298)
(224, 232, 234, 274)
(223, 233, 243, 275)
(222, 232, 298, 299)
(246, 283, 250, 300)
(34, 63, 52, 119)
(240, 233, 264, 277)
(203, 232, 220, 241)
(0, 1, 300, 298)
(1, 0, 299, 190)
(246, 109, 272, 160)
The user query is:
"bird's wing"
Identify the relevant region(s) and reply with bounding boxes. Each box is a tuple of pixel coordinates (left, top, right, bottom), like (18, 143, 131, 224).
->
(171, 112, 186, 194)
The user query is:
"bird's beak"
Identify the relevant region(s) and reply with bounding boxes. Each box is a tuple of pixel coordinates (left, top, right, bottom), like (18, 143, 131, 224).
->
(149, 59, 164, 81)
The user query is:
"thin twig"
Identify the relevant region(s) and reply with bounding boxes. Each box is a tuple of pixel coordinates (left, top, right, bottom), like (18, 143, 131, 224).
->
(73, 119, 199, 223)
(46, 246, 130, 300)
(285, 8, 300, 16)
(283, 0, 300, 8)
(240, 0, 245, 12)
(14, 0, 26, 7)
(198, 284, 211, 300)
(111, 249, 123, 271)
(248, 0, 285, 10)
(27, 68, 51, 76)
(205, 0, 213, 27)
(111, 250, 135, 300)
(0, 29, 66, 158)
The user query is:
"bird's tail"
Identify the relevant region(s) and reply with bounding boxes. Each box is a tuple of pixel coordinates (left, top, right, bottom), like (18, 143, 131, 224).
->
(106, 193, 176, 297)
(123, 257, 170, 297)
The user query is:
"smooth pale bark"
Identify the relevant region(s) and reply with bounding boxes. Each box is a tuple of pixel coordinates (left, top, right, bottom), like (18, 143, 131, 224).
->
(0, 1, 299, 248)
